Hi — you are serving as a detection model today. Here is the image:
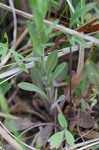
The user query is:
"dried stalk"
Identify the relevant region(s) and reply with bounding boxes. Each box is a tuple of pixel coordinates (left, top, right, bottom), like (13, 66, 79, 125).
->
(0, 3, 99, 44)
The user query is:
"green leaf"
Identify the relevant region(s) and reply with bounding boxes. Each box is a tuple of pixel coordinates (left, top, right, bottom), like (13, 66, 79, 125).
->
(29, 0, 48, 43)
(27, 22, 44, 56)
(65, 130, 75, 146)
(46, 51, 58, 77)
(46, 19, 59, 36)
(0, 92, 9, 114)
(33, 11, 45, 34)
(0, 33, 8, 62)
(58, 113, 68, 129)
(49, 63, 66, 85)
(18, 82, 48, 100)
(86, 61, 99, 85)
(30, 0, 48, 18)
(13, 51, 28, 72)
(31, 67, 43, 89)
(91, 145, 99, 150)
(57, 62, 68, 80)
(48, 130, 64, 149)
(3, 32, 8, 43)
(29, 0, 37, 6)
(0, 79, 11, 95)
(81, 98, 86, 112)
(39, 0, 48, 18)
(70, 2, 96, 27)
(81, 0, 86, 24)
(48, 0, 59, 9)
(71, 37, 91, 48)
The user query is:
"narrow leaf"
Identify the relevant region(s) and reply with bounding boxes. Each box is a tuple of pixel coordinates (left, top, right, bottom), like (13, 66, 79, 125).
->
(48, 0, 59, 9)
(70, 3, 96, 26)
(31, 67, 43, 89)
(50, 63, 66, 84)
(81, 98, 86, 112)
(27, 22, 44, 56)
(39, 0, 48, 18)
(18, 82, 48, 100)
(58, 113, 68, 129)
(46, 51, 58, 76)
(0, 79, 11, 94)
(13, 51, 28, 72)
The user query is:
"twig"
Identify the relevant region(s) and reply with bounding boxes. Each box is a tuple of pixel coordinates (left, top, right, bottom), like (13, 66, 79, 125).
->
(66, 0, 75, 13)
(0, 62, 33, 79)
(69, 137, 99, 149)
(78, 140, 99, 150)
(0, 42, 93, 79)
(0, 122, 37, 150)
(9, 0, 17, 46)
(0, 71, 21, 85)
(0, 112, 19, 119)
(14, 28, 29, 50)
(0, 3, 99, 44)
(19, 122, 53, 137)
(77, 46, 84, 74)
(0, 124, 22, 150)
(75, 128, 94, 142)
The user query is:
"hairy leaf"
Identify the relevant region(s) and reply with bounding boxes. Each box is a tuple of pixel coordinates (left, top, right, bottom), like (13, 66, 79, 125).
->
(49, 62, 66, 85)
(18, 82, 48, 100)
(46, 51, 58, 77)
(48, 130, 64, 149)
(65, 130, 75, 146)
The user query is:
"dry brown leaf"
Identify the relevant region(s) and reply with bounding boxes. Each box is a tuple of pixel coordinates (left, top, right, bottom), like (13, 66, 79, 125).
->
(65, 70, 83, 102)
(77, 111, 95, 128)
(81, 130, 99, 139)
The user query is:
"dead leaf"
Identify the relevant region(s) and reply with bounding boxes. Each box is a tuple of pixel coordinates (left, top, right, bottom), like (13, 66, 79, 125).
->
(65, 70, 83, 102)
(81, 130, 99, 139)
(69, 119, 78, 131)
(77, 18, 99, 33)
(77, 111, 95, 128)
(5, 118, 33, 131)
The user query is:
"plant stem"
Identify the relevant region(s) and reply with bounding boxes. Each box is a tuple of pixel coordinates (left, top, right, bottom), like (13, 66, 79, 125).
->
(69, 47, 72, 106)
(81, 0, 86, 24)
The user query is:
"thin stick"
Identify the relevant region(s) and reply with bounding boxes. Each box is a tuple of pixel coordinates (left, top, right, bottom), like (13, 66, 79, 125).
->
(19, 122, 53, 137)
(69, 137, 99, 149)
(0, 112, 19, 120)
(0, 122, 37, 150)
(9, 0, 17, 46)
(0, 3, 99, 44)
(69, 47, 72, 105)
(0, 42, 93, 79)
(0, 125, 22, 150)
(66, 0, 75, 13)
(14, 28, 29, 50)
(0, 72, 21, 85)
(77, 46, 84, 74)
(78, 140, 99, 150)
